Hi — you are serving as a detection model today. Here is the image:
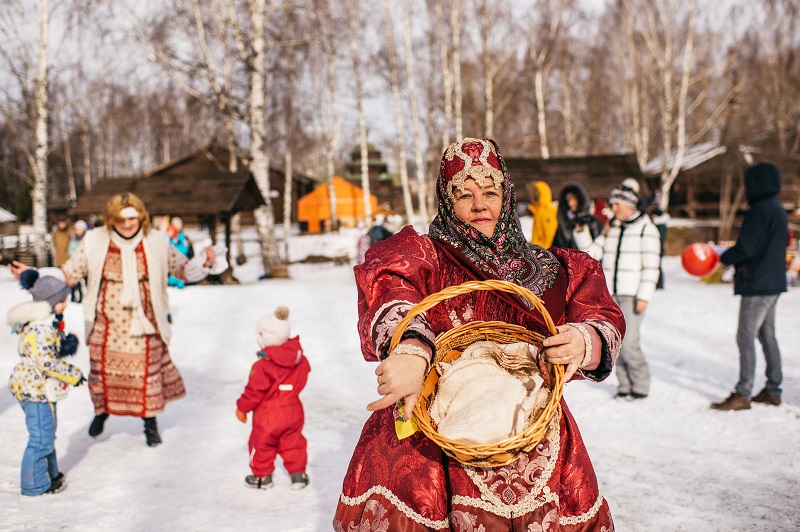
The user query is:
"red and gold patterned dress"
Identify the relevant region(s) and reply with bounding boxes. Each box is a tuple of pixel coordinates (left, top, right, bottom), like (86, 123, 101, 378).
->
(334, 227, 624, 531)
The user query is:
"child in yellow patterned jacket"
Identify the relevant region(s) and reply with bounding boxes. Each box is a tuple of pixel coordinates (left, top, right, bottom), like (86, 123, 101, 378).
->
(8, 270, 85, 496)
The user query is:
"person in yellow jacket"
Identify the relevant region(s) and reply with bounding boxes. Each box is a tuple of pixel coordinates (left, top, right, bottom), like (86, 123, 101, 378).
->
(527, 181, 558, 248)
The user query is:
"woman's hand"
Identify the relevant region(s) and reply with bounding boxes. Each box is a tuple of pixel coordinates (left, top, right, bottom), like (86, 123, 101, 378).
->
(541, 324, 586, 381)
(368, 340, 430, 420)
(8, 260, 29, 279)
(203, 246, 216, 269)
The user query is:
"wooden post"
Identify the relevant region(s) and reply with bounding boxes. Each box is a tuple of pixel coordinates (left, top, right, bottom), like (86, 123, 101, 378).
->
(223, 213, 232, 265)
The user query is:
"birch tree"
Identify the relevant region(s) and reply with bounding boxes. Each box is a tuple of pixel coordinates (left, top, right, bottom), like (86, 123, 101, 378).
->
(477, 0, 518, 140)
(116, 0, 284, 273)
(610, 0, 653, 169)
(382, 0, 414, 220)
(0, 0, 89, 265)
(526, 0, 570, 159)
(347, 0, 373, 222)
(643, 0, 696, 211)
(755, 0, 799, 153)
(318, 0, 340, 230)
(400, 0, 429, 224)
(450, 1, 464, 140)
(432, 1, 454, 152)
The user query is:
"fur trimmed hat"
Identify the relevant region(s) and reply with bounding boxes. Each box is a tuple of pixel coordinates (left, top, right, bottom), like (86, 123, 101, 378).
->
(609, 179, 640, 209)
(255, 306, 291, 348)
(20, 269, 71, 311)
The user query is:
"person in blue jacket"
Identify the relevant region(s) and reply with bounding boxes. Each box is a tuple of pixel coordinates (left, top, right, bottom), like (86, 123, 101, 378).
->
(711, 163, 788, 411)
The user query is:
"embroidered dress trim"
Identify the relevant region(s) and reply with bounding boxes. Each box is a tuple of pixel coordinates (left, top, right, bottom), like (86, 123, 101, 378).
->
(452, 490, 559, 519)
(567, 322, 593, 368)
(578, 319, 621, 382)
(461, 419, 560, 518)
(390, 343, 432, 369)
(338, 485, 450, 530)
(370, 300, 435, 358)
(558, 493, 605, 525)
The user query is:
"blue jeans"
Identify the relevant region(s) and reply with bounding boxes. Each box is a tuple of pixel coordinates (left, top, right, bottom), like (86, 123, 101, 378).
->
(735, 295, 782, 398)
(19, 401, 59, 496)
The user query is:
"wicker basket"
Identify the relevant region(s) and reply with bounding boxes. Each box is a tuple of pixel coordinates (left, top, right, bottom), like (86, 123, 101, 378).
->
(389, 279, 565, 468)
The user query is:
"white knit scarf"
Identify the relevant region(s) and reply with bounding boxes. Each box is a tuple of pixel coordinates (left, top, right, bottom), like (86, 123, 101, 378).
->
(110, 229, 157, 337)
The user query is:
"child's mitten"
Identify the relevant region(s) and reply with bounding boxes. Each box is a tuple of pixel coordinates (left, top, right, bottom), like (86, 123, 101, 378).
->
(75, 375, 87, 387)
(59, 333, 80, 357)
(236, 409, 247, 423)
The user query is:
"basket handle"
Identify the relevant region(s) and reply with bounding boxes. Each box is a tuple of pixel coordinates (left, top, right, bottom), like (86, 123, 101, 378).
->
(389, 279, 558, 353)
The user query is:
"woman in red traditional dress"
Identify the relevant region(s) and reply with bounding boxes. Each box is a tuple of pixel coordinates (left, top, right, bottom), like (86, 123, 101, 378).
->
(11, 193, 219, 446)
(333, 138, 625, 531)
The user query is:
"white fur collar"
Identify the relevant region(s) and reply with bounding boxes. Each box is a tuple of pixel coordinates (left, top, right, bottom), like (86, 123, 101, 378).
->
(7, 301, 53, 326)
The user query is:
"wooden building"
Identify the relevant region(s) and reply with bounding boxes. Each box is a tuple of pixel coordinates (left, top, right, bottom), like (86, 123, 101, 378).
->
(503, 153, 646, 205)
(69, 145, 316, 260)
(643, 141, 800, 220)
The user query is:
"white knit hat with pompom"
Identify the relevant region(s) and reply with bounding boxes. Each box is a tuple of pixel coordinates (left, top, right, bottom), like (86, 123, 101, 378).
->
(255, 306, 291, 348)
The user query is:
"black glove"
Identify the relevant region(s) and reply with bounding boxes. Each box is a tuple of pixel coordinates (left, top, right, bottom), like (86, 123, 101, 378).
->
(575, 213, 595, 226)
(59, 333, 80, 357)
(75, 375, 87, 387)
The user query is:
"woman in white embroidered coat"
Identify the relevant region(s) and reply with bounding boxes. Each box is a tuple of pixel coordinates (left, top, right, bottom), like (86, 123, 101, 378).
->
(10, 193, 217, 446)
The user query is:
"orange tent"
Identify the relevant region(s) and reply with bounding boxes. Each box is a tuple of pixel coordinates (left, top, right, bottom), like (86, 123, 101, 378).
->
(297, 176, 378, 233)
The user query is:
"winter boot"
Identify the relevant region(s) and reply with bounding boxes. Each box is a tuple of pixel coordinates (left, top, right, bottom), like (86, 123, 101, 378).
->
(245, 474, 274, 490)
(88, 413, 109, 438)
(143, 417, 162, 447)
(710, 392, 751, 411)
(290, 472, 309, 490)
(44, 473, 66, 494)
(751, 388, 781, 406)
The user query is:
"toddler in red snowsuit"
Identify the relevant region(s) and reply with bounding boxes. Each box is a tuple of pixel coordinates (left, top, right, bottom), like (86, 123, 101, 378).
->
(236, 306, 311, 490)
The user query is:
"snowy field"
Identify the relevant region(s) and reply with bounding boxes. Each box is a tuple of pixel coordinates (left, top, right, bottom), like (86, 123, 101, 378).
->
(1, 231, 799, 531)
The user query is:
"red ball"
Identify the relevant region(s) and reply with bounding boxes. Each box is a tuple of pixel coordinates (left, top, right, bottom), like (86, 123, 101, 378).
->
(681, 243, 719, 277)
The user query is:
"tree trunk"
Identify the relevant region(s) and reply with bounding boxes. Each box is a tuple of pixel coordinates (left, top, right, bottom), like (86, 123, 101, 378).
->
(434, 1, 453, 153)
(656, 0, 696, 212)
(348, 0, 372, 223)
(32, 0, 51, 266)
(322, 0, 340, 231)
(401, 0, 429, 225)
(282, 39, 294, 257)
(382, 1, 414, 220)
(450, 2, 463, 140)
(81, 131, 92, 191)
(534, 68, 550, 159)
(60, 110, 77, 207)
(247, 0, 278, 275)
(480, 0, 493, 139)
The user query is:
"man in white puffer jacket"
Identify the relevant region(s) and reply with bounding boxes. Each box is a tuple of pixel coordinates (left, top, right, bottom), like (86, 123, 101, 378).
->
(573, 179, 661, 400)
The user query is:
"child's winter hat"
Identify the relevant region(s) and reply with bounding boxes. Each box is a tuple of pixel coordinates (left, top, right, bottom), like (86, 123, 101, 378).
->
(20, 269, 71, 311)
(255, 306, 291, 348)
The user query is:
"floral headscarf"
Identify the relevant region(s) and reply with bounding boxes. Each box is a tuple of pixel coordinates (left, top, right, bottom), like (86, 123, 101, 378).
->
(428, 138, 560, 295)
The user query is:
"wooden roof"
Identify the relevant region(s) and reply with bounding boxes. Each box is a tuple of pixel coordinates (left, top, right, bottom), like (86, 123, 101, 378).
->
(503, 153, 644, 201)
(68, 144, 318, 219)
(70, 172, 265, 217)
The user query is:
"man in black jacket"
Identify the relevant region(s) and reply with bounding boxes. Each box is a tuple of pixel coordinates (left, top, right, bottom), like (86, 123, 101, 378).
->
(711, 163, 788, 411)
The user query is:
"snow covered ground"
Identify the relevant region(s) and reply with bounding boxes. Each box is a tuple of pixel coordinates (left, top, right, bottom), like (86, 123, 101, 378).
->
(1, 232, 799, 531)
